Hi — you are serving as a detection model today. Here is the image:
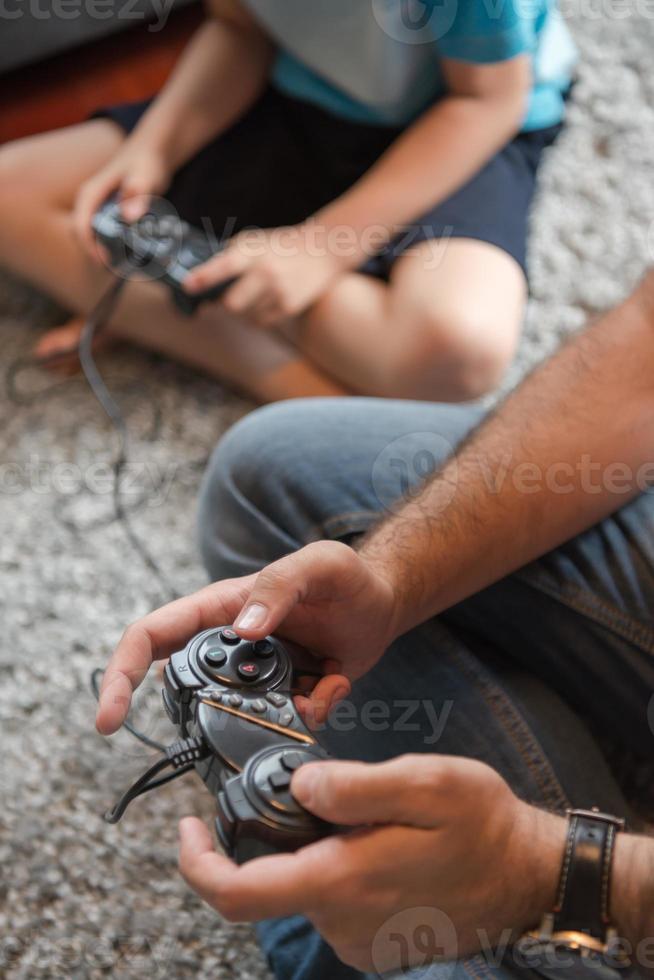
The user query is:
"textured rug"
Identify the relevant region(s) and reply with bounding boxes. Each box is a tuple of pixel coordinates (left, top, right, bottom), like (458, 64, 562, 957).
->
(2, 10, 654, 979)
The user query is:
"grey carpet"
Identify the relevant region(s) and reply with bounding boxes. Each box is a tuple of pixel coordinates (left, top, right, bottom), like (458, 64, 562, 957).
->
(2, 11, 654, 978)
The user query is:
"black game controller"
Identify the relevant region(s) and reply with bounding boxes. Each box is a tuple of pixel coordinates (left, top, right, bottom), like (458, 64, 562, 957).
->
(92, 196, 236, 315)
(106, 627, 336, 865)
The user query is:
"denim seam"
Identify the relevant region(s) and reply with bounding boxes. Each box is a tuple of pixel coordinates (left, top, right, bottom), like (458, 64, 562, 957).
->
(515, 568, 654, 655)
(320, 510, 381, 541)
(441, 638, 570, 812)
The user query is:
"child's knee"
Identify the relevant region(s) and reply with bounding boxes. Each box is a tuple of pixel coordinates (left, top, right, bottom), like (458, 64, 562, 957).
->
(398, 306, 516, 401)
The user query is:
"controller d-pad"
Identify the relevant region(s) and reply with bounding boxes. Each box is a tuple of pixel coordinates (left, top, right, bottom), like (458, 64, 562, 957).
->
(269, 771, 292, 792)
(237, 662, 260, 682)
(281, 751, 306, 772)
(248, 746, 325, 818)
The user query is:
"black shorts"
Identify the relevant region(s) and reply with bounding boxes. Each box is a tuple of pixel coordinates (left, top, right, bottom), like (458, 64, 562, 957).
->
(95, 87, 562, 279)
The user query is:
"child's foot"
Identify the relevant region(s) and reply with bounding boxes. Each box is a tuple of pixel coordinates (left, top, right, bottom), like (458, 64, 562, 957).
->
(33, 317, 115, 374)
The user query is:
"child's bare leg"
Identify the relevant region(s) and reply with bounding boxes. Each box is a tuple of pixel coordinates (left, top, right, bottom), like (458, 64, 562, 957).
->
(0, 123, 346, 402)
(295, 239, 526, 402)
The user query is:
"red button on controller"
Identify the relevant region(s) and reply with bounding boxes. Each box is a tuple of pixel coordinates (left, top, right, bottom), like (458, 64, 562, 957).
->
(237, 662, 260, 681)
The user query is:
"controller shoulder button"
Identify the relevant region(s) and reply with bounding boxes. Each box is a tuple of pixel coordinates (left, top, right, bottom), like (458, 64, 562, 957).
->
(162, 689, 180, 726)
(163, 663, 180, 696)
(228, 693, 244, 708)
(250, 699, 267, 714)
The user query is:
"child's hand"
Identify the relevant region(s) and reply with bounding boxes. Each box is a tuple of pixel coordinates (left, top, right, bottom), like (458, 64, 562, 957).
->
(74, 141, 173, 260)
(184, 224, 350, 327)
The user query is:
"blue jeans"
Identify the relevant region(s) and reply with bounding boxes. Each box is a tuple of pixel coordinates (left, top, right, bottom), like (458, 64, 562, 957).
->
(197, 398, 654, 980)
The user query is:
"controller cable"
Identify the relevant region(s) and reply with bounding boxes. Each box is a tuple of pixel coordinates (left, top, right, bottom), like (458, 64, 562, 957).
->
(6, 278, 217, 819)
(103, 738, 209, 824)
(5, 275, 199, 602)
(90, 666, 166, 752)
(90, 666, 208, 823)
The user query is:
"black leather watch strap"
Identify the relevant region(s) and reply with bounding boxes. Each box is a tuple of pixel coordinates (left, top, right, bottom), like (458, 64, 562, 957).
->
(552, 808, 625, 939)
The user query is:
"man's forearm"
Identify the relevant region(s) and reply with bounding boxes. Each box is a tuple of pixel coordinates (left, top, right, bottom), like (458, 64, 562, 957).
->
(127, 15, 273, 174)
(359, 273, 654, 635)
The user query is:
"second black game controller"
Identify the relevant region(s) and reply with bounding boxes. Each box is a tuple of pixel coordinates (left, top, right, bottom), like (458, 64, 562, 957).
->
(105, 627, 337, 864)
(92, 196, 237, 315)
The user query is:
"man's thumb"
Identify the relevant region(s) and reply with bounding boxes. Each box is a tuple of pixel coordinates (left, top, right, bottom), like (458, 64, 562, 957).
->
(291, 758, 440, 828)
(233, 543, 354, 639)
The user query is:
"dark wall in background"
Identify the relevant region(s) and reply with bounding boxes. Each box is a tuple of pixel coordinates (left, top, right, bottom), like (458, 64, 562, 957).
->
(0, 3, 202, 143)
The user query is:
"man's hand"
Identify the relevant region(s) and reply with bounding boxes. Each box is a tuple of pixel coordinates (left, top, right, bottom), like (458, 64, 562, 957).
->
(184, 225, 348, 327)
(179, 755, 565, 973)
(74, 141, 173, 259)
(95, 541, 398, 736)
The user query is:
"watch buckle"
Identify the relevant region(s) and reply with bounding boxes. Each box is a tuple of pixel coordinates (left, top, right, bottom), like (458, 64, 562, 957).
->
(565, 807, 626, 831)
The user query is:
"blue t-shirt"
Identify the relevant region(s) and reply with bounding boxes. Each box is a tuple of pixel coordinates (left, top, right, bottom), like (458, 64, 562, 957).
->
(242, 0, 577, 131)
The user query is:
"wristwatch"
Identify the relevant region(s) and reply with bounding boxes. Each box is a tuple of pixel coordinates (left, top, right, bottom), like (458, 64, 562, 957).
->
(515, 807, 631, 979)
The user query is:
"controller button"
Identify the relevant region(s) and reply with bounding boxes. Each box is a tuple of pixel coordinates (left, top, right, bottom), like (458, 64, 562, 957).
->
(251, 699, 267, 714)
(228, 693, 244, 707)
(203, 689, 223, 704)
(219, 628, 240, 645)
(278, 710, 295, 728)
(265, 692, 288, 708)
(204, 648, 227, 668)
(269, 771, 292, 793)
(253, 639, 275, 658)
(281, 751, 306, 772)
(237, 662, 260, 682)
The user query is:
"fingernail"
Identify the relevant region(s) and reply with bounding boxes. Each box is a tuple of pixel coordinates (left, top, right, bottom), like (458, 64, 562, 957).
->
(332, 686, 350, 704)
(292, 765, 320, 805)
(234, 602, 268, 631)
